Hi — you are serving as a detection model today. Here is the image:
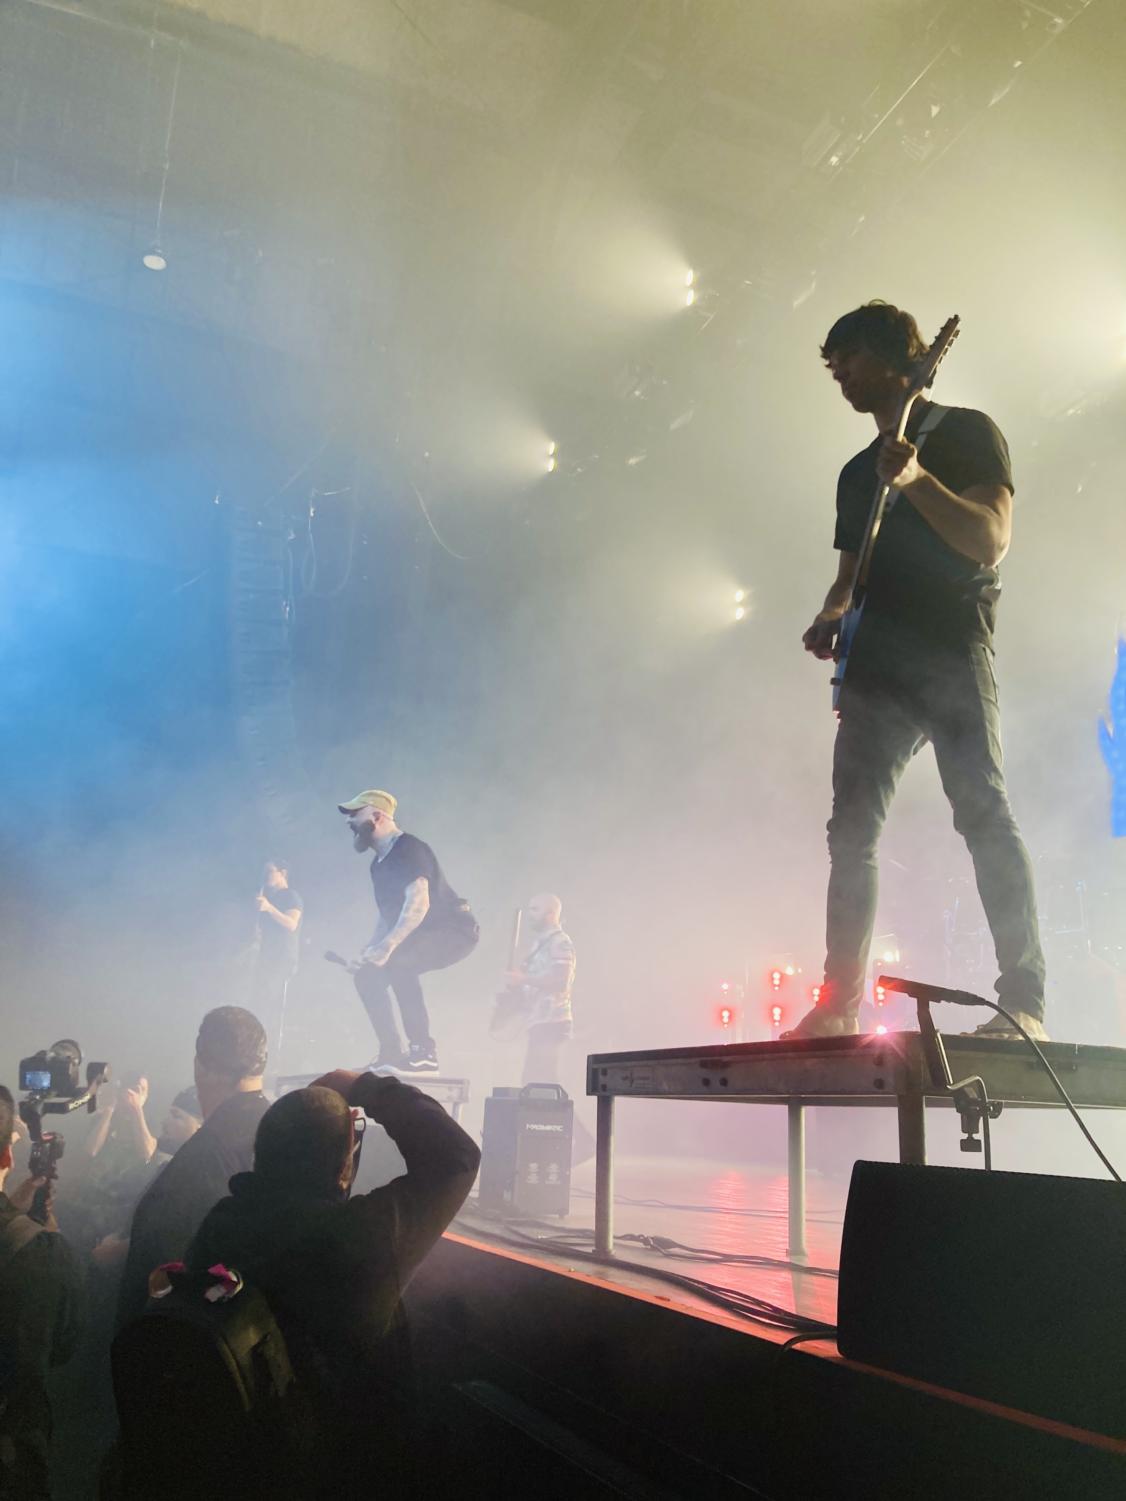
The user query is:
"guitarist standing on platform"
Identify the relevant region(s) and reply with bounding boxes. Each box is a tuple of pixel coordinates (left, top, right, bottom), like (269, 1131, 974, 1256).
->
(788, 300, 1047, 1043)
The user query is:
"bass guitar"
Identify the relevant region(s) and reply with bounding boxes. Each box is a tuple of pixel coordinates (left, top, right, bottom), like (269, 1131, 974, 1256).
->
(830, 315, 961, 709)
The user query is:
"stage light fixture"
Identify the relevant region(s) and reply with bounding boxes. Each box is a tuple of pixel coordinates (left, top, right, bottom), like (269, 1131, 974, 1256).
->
(770, 1004, 783, 1027)
(685, 269, 696, 288)
(685, 288, 696, 308)
(875, 1024, 888, 1036)
(719, 1005, 734, 1028)
(770, 969, 783, 990)
(811, 985, 822, 1002)
(874, 984, 887, 1006)
(734, 605, 746, 622)
(142, 247, 167, 271)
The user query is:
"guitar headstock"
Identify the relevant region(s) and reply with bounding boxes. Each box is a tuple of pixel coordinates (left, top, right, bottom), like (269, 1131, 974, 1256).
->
(910, 315, 960, 394)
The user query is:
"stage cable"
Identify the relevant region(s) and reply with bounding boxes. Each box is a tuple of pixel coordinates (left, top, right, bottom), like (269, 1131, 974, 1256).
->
(455, 1211, 837, 1338)
(975, 1002, 1122, 1182)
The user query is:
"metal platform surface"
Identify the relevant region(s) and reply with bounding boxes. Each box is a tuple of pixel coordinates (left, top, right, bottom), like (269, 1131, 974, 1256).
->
(586, 1031, 1126, 1257)
(276, 1067, 470, 1118)
(587, 1031, 1126, 1108)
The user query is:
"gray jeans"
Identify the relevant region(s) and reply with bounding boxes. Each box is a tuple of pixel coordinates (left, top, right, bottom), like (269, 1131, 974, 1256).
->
(825, 635, 1045, 1020)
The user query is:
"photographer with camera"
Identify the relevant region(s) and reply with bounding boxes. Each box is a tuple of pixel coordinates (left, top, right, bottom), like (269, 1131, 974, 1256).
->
(0, 1084, 85, 1501)
(85, 1073, 158, 1173)
(171, 1068, 481, 1487)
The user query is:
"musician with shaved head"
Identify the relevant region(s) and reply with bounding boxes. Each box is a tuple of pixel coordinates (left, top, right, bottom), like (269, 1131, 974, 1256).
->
(503, 892, 577, 1085)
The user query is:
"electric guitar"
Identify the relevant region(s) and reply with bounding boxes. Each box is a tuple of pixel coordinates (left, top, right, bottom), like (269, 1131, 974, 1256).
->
(830, 315, 961, 709)
(489, 908, 531, 1041)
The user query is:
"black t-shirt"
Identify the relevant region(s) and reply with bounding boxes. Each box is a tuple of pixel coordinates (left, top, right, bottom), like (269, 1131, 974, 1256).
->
(833, 401, 1014, 654)
(369, 833, 466, 934)
(258, 886, 302, 969)
(117, 1091, 269, 1328)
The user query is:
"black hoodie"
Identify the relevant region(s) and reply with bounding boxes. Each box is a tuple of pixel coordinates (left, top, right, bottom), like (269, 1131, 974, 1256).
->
(186, 1075, 480, 1473)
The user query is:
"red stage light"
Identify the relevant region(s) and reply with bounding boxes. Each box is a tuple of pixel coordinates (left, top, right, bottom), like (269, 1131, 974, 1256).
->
(811, 984, 822, 1002)
(875, 984, 887, 1006)
(770, 1004, 783, 1026)
(719, 1005, 734, 1028)
(875, 1024, 888, 1036)
(770, 968, 783, 989)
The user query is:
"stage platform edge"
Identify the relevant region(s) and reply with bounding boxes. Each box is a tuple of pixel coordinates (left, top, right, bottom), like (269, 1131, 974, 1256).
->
(404, 1223, 1126, 1500)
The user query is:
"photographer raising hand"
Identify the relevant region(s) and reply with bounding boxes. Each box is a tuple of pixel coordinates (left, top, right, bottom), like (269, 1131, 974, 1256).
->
(0, 1084, 84, 1501)
(184, 1068, 480, 1488)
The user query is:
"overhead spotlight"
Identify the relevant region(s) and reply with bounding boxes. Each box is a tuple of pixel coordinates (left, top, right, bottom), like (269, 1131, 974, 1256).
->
(546, 441, 557, 456)
(685, 288, 696, 308)
(734, 589, 746, 604)
(544, 440, 558, 474)
(685, 269, 696, 288)
(142, 247, 167, 271)
(733, 605, 746, 622)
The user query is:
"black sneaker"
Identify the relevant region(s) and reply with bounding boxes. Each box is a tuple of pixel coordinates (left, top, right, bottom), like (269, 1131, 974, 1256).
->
(403, 1044, 439, 1074)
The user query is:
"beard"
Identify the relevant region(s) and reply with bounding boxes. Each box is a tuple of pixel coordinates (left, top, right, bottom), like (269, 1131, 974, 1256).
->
(352, 825, 375, 852)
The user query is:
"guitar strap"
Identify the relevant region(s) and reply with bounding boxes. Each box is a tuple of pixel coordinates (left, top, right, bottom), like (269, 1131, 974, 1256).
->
(523, 931, 560, 969)
(885, 403, 949, 514)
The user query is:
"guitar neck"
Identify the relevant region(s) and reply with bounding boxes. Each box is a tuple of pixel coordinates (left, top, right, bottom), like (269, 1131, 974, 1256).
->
(507, 907, 523, 970)
(849, 388, 924, 600)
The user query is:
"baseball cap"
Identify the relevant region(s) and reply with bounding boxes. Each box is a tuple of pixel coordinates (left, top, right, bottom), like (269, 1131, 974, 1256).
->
(338, 789, 398, 818)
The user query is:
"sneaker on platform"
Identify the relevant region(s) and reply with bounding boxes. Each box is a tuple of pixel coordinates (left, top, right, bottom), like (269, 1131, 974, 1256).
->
(779, 1005, 860, 1041)
(403, 1044, 439, 1074)
(367, 1052, 406, 1074)
(966, 1009, 1050, 1043)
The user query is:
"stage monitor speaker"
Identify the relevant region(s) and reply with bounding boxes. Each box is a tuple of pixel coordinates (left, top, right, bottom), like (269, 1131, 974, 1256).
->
(478, 1083, 572, 1218)
(838, 1160, 1126, 1436)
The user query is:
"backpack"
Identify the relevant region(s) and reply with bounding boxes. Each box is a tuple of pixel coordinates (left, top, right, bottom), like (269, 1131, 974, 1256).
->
(110, 1264, 320, 1499)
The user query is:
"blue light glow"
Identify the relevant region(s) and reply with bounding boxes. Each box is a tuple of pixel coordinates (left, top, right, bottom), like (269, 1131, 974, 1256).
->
(1099, 636, 1126, 838)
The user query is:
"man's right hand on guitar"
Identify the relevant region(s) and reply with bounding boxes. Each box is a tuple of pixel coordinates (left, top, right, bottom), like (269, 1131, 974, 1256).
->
(803, 612, 842, 660)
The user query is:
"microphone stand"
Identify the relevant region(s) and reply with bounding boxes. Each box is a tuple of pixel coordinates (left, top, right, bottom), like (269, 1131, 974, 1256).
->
(880, 975, 1003, 1170)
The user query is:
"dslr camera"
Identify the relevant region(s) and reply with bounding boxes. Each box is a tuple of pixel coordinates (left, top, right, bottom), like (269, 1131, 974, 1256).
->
(18, 1039, 110, 1223)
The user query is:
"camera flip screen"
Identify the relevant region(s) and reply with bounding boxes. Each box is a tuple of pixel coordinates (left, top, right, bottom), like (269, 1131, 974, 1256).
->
(22, 1069, 52, 1091)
